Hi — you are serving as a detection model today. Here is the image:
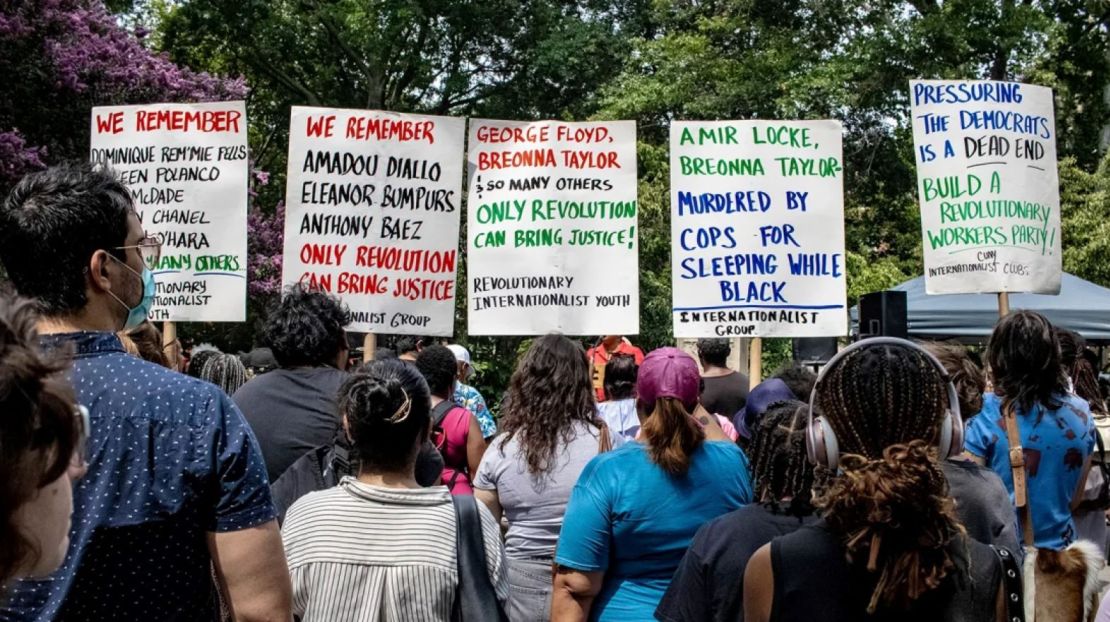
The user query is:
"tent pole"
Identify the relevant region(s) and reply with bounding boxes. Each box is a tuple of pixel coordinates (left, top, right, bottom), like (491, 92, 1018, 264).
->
(997, 292, 1010, 318)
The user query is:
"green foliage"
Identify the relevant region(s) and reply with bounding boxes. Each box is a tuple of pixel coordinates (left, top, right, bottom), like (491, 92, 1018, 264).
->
(1061, 153, 1110, 284)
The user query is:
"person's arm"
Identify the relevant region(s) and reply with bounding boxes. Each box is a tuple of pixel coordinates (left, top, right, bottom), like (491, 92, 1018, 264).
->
(474, 487, 503, 523)
(551, 567, 604, 622)
(466, 414, 487, 477)
(209, 523, 292, 621)
(692, 403, 729, 441)
(743, 544, 774, 622)
(1071, 454, 1095, 512)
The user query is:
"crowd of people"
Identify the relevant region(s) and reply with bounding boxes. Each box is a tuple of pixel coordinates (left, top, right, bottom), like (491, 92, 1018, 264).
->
(5, 163, 1110, 621)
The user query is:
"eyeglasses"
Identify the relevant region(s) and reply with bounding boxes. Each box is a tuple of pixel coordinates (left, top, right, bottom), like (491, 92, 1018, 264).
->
(115, 234, 162, 266)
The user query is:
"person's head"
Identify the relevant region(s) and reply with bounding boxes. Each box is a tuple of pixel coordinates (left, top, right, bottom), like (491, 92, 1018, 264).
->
(395, 335, 436, 357)
(988, 310, 1068, 413)
(200, 353, 248, 395)
(415, 344, 458, 400)
(603, 353, 638, 401)
(340, 359, 432, 474)
(922, 342, 986, 418)
(241, 347, 278, 376)
(749, 400, 817, 516)
(122, 321, 168, 368)
(636, 347, 704, 476)
(735, 378, 796, 441)
(600, 335, 623, 348)
(811, 339, 962, 614)
(446, 344, 474, 383)
(1056, 328, 1106, 415)
(696, 338, 731, 369)
(0, 292, 87, 584)
(0, 164, 158, 331)
(262, 284, 351, 369)
(500, 334, 597, 474)
(772, 361, 817, 400)
(186, 344, 221, 378)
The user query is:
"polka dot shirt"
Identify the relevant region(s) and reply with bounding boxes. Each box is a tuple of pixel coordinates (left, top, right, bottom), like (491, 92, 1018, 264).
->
(1, 332, 277, 622)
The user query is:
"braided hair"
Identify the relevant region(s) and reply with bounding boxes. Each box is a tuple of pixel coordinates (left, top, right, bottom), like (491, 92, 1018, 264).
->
(814, 341, 964, 614)
(200, 353, 248, 395)
(340, 359, 431, 473)
(749, 400, 817, 516)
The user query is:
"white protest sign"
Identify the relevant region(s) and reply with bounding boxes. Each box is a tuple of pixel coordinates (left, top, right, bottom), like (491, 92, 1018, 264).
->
(90, 101, 248, 322)
(281, 106, 464, 335)
(910, 80, 1061, 294)
(466, 120, 638, 336)
(670, 120, 847, 338)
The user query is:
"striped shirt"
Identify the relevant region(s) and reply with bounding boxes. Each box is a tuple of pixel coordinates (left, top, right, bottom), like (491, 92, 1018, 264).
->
(282, 477, 509, 622)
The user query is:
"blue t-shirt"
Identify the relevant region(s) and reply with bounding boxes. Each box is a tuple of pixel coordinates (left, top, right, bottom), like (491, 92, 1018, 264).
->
(555, 440, 752, 621)
(1, 333, 276, 621)
(965, 392, 1094, 550)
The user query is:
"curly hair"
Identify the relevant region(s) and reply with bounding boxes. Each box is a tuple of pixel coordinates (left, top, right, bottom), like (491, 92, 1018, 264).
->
(499, 334, 600, 474)
(1057, 328, 1107, 415)
(415, 344, 458, 398)
(773, 361, 817, 400)
(262, 284, 351, 367)
(922, 342, 986, 417)
(750, 400, 817, 516)
(814, 341, 965, 614)
(341, 359, 431, 472)
(988, 310, 1068, 413)
(602, 353, 637, 401)
(0, 292, 79, 584)
(696, 338, 731, 367)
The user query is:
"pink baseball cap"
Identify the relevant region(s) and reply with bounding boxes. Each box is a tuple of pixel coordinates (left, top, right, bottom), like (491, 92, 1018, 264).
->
(636, 347, 700, 410)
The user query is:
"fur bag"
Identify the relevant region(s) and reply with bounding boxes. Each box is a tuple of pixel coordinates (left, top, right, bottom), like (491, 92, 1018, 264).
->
(1022, 541, 1103, 622)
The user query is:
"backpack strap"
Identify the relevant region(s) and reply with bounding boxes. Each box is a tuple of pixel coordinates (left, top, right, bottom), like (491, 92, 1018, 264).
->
(451, 495, 507, 622)
(1003, 400, 1036, 547)
(432, 399, 456, 428)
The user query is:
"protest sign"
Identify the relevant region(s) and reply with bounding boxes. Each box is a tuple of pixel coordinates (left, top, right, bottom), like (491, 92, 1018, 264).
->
(281, 106, 464, 335)
(910, 79, 1061, 294)
(670, 120, 847, 338)
(466, 120, 638, 335)
(90, 101, 248, 322)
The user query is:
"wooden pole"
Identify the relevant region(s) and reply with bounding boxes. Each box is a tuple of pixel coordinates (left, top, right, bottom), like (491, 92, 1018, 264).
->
(162, 321, 176, 347)
(749, 337, 763, 386)
(997, 292, 1011, 318)
(363, 333, 376, 363)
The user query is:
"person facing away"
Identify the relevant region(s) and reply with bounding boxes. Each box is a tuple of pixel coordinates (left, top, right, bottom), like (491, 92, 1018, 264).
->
(596, 353, 639, 441)
(416, 344, 487, 494)
(201, 352, 249, 396)
(923, 342, 1020, 554)
(586, 335, 645, 401)
(0, 163, 290, 621)
(281, 360, 508, 621)
(965, 310, 1095, 550)
(743, 339, 1009, 622)
(446, 343, 497, 439)
(657, 399, 819, 622)
(233, 284, 351, 483)
(0, 292, 88, 587)
(395, 334, 436, 363)
(696, 338, 749, 419)
(552, 347, 753, 622)
(474, 334, 623, 622)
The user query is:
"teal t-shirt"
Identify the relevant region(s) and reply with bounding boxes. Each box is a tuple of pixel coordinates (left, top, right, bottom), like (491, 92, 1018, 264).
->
(555, 440, 752, 621)
(965, 392, 1094, 549)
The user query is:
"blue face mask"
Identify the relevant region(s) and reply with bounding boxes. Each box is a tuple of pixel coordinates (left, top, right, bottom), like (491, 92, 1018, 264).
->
(109, 257, 156, 330)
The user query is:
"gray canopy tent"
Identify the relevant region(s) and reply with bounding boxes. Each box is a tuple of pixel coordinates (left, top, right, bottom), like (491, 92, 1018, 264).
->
(849, 273, 1110, 343)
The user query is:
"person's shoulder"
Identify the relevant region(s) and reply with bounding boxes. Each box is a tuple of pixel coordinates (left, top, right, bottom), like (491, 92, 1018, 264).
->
(1058, 393, 1092, 417)
(701, 439, 745, 462)
(108, 354, 231, 407)
(283, 485, 348, 528)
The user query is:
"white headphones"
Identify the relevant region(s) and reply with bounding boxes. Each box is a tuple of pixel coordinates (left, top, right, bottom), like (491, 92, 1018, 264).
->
(805, 337, 964, 470)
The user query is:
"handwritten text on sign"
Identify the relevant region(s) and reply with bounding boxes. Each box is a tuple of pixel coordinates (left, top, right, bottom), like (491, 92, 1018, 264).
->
(466, 120, 638, 336)
(911, 80, 1061, 294)
(90, 102, 248, 322)
(281, 107, 464, 335)
(670, 121, 847, 338)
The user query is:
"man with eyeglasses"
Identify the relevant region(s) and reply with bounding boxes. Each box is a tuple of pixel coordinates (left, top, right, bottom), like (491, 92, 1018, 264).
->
(0, 163, 291, 621)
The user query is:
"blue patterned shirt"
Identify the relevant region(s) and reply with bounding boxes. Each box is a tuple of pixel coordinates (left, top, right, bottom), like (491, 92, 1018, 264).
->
(454, 382, 496, 439)
(1, 333, 276, 622)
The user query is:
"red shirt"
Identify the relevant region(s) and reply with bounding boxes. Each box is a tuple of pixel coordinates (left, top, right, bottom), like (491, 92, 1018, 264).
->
(586, 340, 645, 401)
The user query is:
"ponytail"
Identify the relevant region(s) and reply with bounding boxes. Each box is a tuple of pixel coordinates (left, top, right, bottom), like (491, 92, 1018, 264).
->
(641, 398, 705, 476)
(817, 439, 964, 613)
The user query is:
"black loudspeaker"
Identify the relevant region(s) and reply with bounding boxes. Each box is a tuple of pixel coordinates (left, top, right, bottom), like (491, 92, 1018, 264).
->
(858, 290, 908, 339)
(792, 337, 838, 364)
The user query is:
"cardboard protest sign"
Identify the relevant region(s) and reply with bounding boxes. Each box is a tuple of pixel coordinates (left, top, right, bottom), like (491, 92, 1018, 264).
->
(466, 120, 638, 335)
(281, 106, 465, 335)
(910, 80, 1061, 294)
(90, 101, 248, 322)
(670, 120, 847, 338)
